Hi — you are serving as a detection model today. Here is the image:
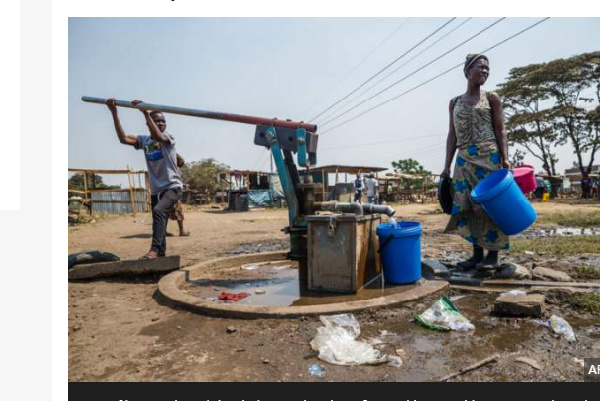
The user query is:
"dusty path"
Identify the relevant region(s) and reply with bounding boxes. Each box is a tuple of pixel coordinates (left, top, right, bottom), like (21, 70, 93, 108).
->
(68, 201, 600, 382)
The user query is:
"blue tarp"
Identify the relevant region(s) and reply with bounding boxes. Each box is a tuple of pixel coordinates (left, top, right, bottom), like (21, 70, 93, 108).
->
(246, 174, 285, 208)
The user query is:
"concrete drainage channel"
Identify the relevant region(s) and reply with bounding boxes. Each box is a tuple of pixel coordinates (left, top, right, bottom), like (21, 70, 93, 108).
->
(158, 251, 448, 318)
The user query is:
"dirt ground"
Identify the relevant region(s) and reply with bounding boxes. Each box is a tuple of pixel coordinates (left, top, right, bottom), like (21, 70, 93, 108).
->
(68, 201, 600, 382)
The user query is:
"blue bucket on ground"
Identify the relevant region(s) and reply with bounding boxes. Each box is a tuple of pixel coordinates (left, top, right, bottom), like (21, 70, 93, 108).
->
(376, 221, 422, 284)
(471, 169, 537, 235)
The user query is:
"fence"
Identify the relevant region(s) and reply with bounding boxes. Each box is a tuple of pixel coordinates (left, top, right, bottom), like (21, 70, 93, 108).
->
(68, 168, 150, 216)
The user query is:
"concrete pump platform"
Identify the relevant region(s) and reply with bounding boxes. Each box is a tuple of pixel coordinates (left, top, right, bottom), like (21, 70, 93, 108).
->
(158, 251, 448, 318)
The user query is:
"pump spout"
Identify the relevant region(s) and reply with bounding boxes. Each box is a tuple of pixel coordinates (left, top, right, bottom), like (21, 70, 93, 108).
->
(314, 201, 395, 217)
(315, 201, 363, 215)
(362, 203, 396, 217)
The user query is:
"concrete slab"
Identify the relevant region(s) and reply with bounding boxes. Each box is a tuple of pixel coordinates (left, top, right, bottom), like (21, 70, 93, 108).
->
(450, 285, 525, 294)
(68, 256, 180, 280)
(158, 252, 449, 318)
(493, 294, 545, 318)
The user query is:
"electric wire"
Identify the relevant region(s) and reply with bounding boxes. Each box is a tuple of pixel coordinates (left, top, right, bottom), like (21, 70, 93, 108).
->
(309, 18, 457, 122)
(320, 17, 506, 128)
(319, 17, 551, 136)
(300, 18, 412, 119)
(316, 17, 474, 124)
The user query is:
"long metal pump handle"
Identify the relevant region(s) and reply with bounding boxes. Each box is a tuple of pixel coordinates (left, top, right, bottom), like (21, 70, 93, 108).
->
(82, 96, 318, 132)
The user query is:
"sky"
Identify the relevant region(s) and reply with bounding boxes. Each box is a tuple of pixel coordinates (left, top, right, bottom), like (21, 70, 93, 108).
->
(68, 17, 600, 186)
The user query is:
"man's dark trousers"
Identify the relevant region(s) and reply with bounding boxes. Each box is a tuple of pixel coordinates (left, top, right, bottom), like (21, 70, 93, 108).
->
(150, 187, 182, 256)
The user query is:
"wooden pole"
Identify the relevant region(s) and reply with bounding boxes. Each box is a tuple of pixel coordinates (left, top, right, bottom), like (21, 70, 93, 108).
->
(136, 173, 143, 209)
(145, 172, 151, 212)
(127, 166, 137, 216)
(83, 171, 90, 214)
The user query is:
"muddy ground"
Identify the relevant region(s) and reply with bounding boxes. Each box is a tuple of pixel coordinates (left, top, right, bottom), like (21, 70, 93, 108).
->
(68, 201, 600, 382)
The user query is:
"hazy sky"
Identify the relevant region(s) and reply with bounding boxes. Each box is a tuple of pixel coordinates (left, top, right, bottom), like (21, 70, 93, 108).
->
(69, 17, 600, 185)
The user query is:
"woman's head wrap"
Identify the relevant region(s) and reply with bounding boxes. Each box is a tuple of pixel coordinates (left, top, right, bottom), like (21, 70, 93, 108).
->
(464, 54, 489, 78)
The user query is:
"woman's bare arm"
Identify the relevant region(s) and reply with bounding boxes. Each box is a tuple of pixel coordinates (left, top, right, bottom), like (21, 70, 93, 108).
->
(489, 92, 510, 168)
(442, 99, 458, 178)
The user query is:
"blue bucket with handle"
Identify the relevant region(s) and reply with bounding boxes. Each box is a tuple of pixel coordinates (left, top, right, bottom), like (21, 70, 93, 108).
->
(471, 169, 537, 235)
(376, 221, 422, 284)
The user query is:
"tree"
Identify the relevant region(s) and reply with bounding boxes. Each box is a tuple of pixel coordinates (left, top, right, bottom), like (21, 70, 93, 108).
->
(543, 52, 600, 175)
(68, 173, 118, 190)
(509, 148, 526, 167)
(497, 51, 600, 176)
(497, 62, 560, 176)
(391, 158, 431, 175)
(391, 158, 431, 188)
(180, 158, 230, 196)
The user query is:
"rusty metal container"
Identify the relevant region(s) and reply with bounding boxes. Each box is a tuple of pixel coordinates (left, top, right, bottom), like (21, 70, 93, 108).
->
(306, 214, 381, 293)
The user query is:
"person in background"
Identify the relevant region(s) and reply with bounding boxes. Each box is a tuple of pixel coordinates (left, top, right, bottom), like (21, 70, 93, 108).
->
(544, 178, 552, 199)
(106, 98, 182, 259)
(167, 153, 191, 237)
(581, 172, 591, 199)
(534, 176, 545, 201)
(353, 173, 364, 203)
(365, 174, 379, 204)
(441, 54, 510, 270)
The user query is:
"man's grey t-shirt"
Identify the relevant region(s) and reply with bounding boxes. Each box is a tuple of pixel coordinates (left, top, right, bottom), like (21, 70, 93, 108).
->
(135, 132, 182, 195)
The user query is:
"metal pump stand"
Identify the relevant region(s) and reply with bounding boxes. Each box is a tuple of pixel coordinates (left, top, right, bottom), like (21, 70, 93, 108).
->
(82, 96, 395, 283)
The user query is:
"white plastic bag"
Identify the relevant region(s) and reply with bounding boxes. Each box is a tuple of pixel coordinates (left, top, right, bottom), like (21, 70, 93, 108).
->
(533, 315, 576, 342)
(549, 315, 576, 342)
(310, 314, 389, 366)
(499, 290, 527, 297)
(415, 298, 475, 332)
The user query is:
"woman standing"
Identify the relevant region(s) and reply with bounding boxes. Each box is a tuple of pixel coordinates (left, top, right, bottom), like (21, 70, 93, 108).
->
(441, 54, 510, 270)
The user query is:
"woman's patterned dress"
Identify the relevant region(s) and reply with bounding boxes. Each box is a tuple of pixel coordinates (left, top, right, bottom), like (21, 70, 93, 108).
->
(444, 90, 509, 251)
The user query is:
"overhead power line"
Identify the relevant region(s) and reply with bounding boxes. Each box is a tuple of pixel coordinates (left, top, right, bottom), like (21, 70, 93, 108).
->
(317, 18, 473, 124)
(320, 17, 506, 128)
(310, 18, 457, 122)
(319, 132, 442, 152)
(300, 18, 412, 119)
(319, 17, 551, 135)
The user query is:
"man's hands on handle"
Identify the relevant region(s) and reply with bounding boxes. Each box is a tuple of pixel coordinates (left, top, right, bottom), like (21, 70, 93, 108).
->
(106, 98, 138, 147)
(106, 98, 118, 113)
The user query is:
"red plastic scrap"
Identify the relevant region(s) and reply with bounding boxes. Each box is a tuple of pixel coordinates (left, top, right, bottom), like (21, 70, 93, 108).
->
(218, 291, 251, 302)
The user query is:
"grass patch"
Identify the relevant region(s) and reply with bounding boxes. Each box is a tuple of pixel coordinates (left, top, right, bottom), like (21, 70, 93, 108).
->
(535, 210, 600, 228)
(566, 293, 600, 315)
(512, 236, 600, 256)
(572, 265, 600, 280)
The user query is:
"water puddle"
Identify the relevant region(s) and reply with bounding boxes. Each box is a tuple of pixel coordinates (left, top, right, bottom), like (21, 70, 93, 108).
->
(224, 239, 289, 256)
(183, 263, 424, 307)
(520, 226, 600, 238)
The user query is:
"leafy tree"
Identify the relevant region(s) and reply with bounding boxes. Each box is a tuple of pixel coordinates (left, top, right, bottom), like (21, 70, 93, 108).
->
(543, 52, 600, 175)
(391, 158, 431, 188)
(180, 158, 230, 196)
(509, 148, 526, 167)
(391, 158, 431, 175)
(68, 173, 118, 190)
(497, 51, 600, 176)
(498, 63, 559, 175)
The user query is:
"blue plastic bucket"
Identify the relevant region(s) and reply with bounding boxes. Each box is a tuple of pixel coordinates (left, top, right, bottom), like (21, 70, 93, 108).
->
(376, 221, 422, 284)
(471, 169, 537, 235)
